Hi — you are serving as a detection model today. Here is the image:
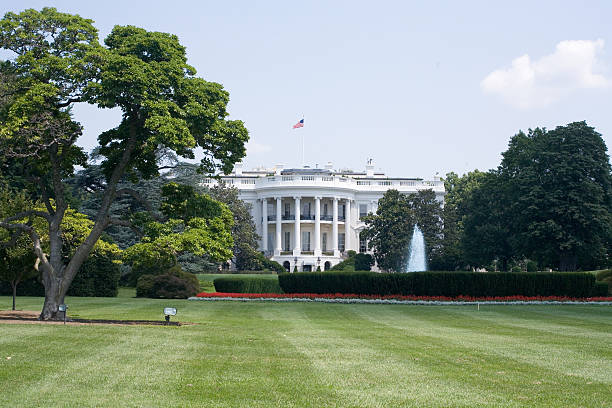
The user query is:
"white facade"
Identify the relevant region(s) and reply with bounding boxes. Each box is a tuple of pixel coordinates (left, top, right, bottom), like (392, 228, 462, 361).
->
(204, 161, 445, 272)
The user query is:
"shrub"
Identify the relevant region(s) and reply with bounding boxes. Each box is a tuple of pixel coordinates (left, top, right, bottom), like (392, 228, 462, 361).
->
(150, 274, 199, 299)
(526, 260, 538, 273)
(210, 270, 278, 275)
(213, 276, 283, 294)
(0, 275, 44, 296)
(354, 253, 374, 271)
(278, 271, 598, 298)
(68, 242, 121, 297)
(136, 274, 156, 297)
(510, 266, 522, 273)
(136, 264, 200, 298)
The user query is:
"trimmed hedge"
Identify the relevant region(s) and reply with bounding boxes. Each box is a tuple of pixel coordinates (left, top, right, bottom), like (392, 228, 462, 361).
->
(278, 271, 598, 298)
(592, 281, 609, 296)
(213, 276, 283, 294)
(213, 270, 279, 275)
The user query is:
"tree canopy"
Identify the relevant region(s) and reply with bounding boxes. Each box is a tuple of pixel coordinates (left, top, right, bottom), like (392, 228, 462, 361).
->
(0, 8, 248, 319)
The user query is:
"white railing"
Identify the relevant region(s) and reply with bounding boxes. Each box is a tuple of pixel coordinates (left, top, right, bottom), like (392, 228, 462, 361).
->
(217, 175, 445, 191)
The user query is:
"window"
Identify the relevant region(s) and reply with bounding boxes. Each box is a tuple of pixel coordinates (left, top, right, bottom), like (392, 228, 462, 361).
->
(267, 202, 275, 217)
(359, 232, 368, 253)
(338, 233, 345, 252)
(322, 233, 327, 251)
(302, 231, 311, 251)
(268, 235, 273, 252)
(284, 231, 291, 251)
(303, 202, 311, 217)
(323, 203, 328, 216)
(284, 203, 290, 217)
(359, 204, 368, 220)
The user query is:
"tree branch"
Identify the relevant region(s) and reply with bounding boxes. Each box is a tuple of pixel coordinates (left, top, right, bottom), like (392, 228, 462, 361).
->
(1, 210, 51, 223)
(57, 98, 81, 108)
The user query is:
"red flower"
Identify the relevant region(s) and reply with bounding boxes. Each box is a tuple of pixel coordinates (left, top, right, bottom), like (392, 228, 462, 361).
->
(194, 292, 612, 302)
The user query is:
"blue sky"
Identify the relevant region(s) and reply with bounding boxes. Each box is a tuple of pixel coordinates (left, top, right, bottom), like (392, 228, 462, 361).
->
(2, 1, 611, 178)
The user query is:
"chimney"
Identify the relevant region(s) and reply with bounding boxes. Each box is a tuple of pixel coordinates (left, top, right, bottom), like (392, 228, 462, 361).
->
(275, 163, 284, 175)
(366, 158, 375, 177)
(234, 162, 243, 176)
(324, 161, 333, 171)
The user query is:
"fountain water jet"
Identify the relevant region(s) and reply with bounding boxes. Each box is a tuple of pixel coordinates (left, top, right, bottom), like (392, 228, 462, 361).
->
(406, 224, 427, 272)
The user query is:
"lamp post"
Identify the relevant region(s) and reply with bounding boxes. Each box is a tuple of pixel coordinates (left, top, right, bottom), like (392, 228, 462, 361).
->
(58, 304, 68, 325)
(163, 307, 177, 325)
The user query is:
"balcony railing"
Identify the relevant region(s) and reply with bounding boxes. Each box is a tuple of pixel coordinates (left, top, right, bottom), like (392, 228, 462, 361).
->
(267, 215, 276, 221)
(282, 214, 295, 220)
(320, 215, 332, 221)
(300, 214, 314, 220)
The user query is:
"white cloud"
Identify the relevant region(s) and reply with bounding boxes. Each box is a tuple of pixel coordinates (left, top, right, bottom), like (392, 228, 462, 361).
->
(481, 39, 610, 109)
(246, 140, 272, 154)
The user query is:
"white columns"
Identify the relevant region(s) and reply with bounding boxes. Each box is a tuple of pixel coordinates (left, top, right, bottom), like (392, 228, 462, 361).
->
(275, 197, 282, 255)
(293, 196, 301, 256)
(345, 198, 351, 252)
(332, 197, 339, 256)
(261, 198, 268, 252)
(314, 196, 321, 256)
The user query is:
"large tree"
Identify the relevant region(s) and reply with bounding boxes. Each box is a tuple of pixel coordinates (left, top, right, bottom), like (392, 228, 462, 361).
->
(498, 122, 611, 270)
(363, 189, 442, 272)
(433, 170, 487, 270)
(0, 9, 248, 319)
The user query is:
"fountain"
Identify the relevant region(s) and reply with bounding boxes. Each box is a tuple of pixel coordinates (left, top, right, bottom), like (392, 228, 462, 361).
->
(406, 224, 427, 272)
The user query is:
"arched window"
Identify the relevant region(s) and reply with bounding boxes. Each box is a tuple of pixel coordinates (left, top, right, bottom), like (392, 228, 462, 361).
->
(324, 261, 331, 271)
(283, 261, 291, 272)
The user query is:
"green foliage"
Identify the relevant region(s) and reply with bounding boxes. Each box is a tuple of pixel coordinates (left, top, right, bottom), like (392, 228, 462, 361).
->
(136, 264, 200, 298)
(279, 271, 597, 298)
(498, 122, 612, 271)
(331, 255, 355, 271)
(433, 170, 487, 270)
(88, 24, 248, 179)
(0, 185, 38, 308)
(354, 253, 374, 271)
(510, 266, 522, 273)
(135, 274, 156, 298)
(0, 8, 248, 318)
(592, 282, 609, 296)
(213, 276, 283, 294)
(526, 260, 538, 273)
(123, 184, 234, 284)
(363, 189, 443, 271)
(68, 240, 121, 297)
(595, 269, 612, 295)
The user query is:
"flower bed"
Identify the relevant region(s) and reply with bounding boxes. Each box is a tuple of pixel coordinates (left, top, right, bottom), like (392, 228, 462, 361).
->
(192, 292, 612, 304)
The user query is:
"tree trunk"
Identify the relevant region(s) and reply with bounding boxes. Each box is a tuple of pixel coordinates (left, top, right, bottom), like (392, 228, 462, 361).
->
(39, 277, 65, 320)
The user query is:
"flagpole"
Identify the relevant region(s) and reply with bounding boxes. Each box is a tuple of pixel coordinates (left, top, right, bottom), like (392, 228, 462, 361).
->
(301, 115, 305, 168)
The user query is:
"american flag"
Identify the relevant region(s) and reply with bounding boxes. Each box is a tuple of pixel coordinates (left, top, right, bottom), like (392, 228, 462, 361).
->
(292, 118, 304, 129)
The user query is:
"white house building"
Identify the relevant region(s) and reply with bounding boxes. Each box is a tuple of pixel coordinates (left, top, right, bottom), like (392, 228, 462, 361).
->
(203, 161, 445, 272)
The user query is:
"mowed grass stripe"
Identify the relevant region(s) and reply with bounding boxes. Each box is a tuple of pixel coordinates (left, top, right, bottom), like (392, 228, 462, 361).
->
(1, 325, 186, 407)
(350, 305, 611, 405)
(169, 303, 343, 407)
(452, 307, 612, 341)
(280, 303, 516, 407)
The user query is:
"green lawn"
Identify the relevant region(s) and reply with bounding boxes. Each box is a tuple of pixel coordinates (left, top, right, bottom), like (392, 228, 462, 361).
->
(1, 294, 611, 407)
